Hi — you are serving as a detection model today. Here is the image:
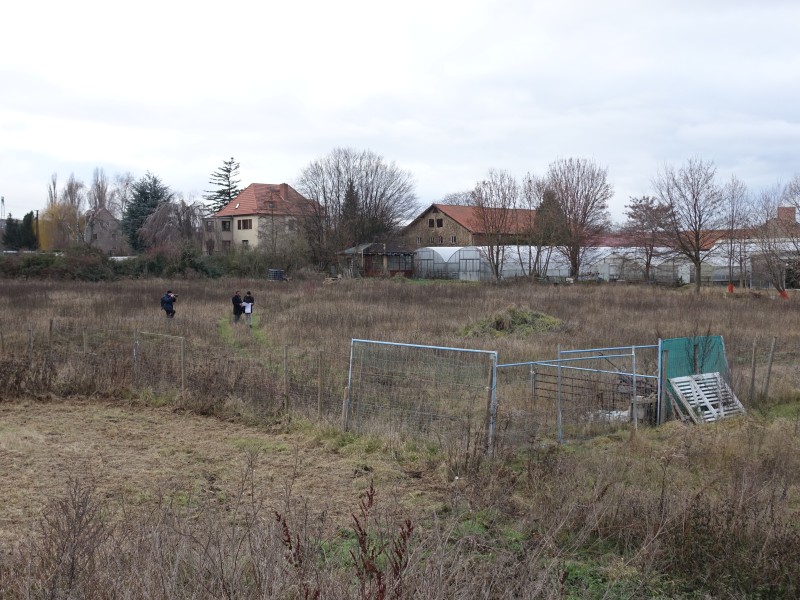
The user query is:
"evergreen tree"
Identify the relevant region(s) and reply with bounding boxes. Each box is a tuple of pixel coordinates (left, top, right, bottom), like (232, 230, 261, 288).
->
(203, 157, 242, 213)
(340, 179, 360, 246)
(2, 212, 38, 250)
(533, 189, 569, 246)
(20, 211, 39, 249)
(122, 173, 174, 253)
(3, 213, 20, 249)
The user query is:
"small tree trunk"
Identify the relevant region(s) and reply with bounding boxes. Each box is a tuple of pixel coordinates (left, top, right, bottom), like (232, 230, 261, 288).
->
(694, 262, 702, 294)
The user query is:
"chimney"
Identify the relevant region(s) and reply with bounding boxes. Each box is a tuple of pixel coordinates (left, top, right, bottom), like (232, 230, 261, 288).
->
(281, 183, 289, 200)
(777, 206, 796, 223)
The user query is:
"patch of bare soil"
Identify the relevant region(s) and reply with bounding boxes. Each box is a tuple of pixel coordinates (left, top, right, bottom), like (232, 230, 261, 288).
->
(0, 397, 443, 554)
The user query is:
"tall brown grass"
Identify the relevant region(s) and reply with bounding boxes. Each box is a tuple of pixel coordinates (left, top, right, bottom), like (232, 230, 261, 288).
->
(1, 278, 799, 597)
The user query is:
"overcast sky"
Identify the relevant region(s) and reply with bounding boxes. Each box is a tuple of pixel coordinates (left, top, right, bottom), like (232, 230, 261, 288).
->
(1, 0, 798, 222)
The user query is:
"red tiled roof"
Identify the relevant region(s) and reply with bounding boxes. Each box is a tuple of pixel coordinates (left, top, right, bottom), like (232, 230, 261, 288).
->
(214, 183, 317, 218)
(411, 203, 536, 235)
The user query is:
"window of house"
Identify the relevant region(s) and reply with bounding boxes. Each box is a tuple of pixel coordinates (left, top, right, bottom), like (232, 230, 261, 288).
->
(241, 240, 249, 247)
(451, 235, 457, 244)
(222, 240, 231, 251)
(436, 218, 443, 228)
(221, 221, 231, 232)
(439, 236, 443, 244)
(206, 220, 214, 232)
(92, 233, 98, 240)
(238, 219, 253, 230)
(416, 236, 422, 245)
(429, 236, 436, 244)
(428, 218, 435, 228)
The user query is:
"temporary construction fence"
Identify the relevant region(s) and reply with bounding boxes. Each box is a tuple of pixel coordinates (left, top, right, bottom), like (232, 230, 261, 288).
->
(344, 339, 498, 448)
(496, 344, 661, 445)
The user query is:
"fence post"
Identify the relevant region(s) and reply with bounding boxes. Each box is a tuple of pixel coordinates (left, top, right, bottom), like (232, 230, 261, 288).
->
(283, 345, 289, 413)
(180, 336, 186, 398)
(341, 386, 350, 431)
(484, 354, 497, 454)
(748, 338, 757, 403)
(659, 349, 668, 425)
(762, 336, 776, 400)
(133, 330, 139, 387)
(556, 344, 563, 444)
(631, 347, 638, 435)
(343, 339, 355, 432)
(317, 350, 323, 420)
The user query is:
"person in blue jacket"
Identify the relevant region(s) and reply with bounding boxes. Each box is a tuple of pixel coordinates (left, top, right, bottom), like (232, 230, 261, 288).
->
(161, 290, 177, 318)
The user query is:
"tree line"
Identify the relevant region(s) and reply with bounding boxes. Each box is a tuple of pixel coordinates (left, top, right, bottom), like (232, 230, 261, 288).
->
(4, 150, 800, 293)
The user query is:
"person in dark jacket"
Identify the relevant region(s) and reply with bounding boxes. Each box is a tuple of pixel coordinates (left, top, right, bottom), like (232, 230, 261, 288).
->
(161, 290, 177, 318)
(242, 291, 255, 327)
(232, 290, 243, 323)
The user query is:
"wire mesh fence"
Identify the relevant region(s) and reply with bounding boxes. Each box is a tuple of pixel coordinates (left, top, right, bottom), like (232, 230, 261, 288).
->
(497, 345, 660, 444)
(345, 340, 497, 447)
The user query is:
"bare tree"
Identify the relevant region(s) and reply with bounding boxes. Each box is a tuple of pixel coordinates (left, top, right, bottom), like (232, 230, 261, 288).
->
(545, 157, 612, 277)
(109, 172, 135, 220)
(721, 175, 752, 288)
(515, 173, 566, 278)
(47, 173, 58, 207)
(751, 184, 791, 295)
(653, 158, 725, 294)
(785, 173, 800, 208)
(623, 196, 670, 281)
(471, 169, 518, 281)
(86, 168, 111, 211)
(40, 173, 86, 249)
(138, 195, 204, 250)
(440, 191, 473, 205)
(297, 148, 418, 267)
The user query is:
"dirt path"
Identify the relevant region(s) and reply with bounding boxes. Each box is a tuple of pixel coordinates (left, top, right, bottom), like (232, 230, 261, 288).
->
(0, 398, 441, 553)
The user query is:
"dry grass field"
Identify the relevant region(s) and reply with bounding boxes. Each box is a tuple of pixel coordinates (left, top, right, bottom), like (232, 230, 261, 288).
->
(1, 276, 800, 598)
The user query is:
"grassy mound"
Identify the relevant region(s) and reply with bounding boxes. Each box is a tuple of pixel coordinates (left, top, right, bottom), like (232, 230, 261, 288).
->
(461, 305, 562, 337)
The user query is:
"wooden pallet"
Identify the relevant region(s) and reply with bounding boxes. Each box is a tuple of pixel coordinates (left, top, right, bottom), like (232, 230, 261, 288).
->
(669, 372, 746, 423)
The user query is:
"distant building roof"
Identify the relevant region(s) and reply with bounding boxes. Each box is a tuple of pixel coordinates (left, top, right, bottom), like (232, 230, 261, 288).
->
(214, 183, 317, 218)
(406, 203, 536, 235)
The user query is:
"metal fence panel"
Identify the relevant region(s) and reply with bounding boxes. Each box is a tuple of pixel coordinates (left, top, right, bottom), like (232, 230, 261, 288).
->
(498, 345, 660, 444)
(345, 339, 497, 446)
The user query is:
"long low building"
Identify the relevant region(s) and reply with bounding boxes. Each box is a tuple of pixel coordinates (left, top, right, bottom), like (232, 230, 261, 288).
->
(412, 245, 739, 285)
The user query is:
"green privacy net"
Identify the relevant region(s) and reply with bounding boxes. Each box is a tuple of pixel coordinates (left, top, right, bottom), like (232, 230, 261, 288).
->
(661, 336, 729, 419)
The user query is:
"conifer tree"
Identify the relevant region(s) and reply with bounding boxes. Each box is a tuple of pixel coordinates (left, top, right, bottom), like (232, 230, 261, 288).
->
(203, 157, 242, 213)
(122, 173, 173, 253)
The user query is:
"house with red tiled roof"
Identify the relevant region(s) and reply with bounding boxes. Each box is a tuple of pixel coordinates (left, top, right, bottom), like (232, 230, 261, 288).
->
(402, 203, 536, 248)
(203, 183, 318, 254)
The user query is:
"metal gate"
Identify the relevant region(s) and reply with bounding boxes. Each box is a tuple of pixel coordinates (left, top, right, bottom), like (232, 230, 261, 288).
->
(496, 343, 661, 446)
